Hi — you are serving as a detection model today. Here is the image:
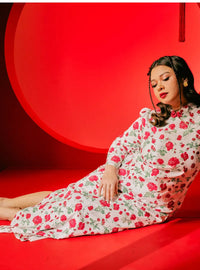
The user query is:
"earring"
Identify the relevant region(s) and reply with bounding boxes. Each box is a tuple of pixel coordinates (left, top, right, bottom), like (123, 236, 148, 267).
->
(183, 80, 188, 87)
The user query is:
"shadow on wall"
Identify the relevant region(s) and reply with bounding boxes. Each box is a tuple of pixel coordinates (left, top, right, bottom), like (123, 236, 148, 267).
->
(0, 3, 106, 170)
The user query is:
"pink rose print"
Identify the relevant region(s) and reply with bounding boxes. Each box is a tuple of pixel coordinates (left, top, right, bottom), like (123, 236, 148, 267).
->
(69, 219, 76, 228)
(101, 219, 105, 225)
(106, 213, 111, 219)
(159, 134, 164, 139)
(179, 121, 188, 129)
(36, 231, 45, 237)
(130, 214, 136, 220)
(139, 176, 145, 182)
(89, 175, 98, 181)
(145, 212, 150, 217)
(168, 157, 180, 167)
(33, 216, 42, 225)
(180, 183, 186, 188)
(88, 206, 93, 211)
(112, 228, 119, 233)
(181, 152, 189, 161)
(144, 131, 150, 140)
(75, 203, 83, 211)
(78, 222, 85, 230)
(167, 200, 174, 209)
(166, 141, 173, 151)
(151, 168, 159, 176)
(119, 169, 126, 176)
(171, 111, 177, 118)
(45, 214, 51, 222)
(113, 217, 119, 222)
(60, 215, 67, 222)
(111, 156, 120, 163)
(100, 200, 110, 207)
(160, 183, 167, 191)
(45, 225, 51, 230)
(177, 135, 182, 140)
(169, 124, 175, 130)
(124, 194, 133, 200)
(190, 119, 195, 124)
(177, 111, 183, 117)
(135, 221, 144, 228)
(147, 182, 158, 191)
(39, 202, 48, 209)
(142, 118, 146, 127)
(64, 191, 71, 199)
(133, 122, 139, 129)
(151, 126, 157, 134)
(109, 147, 115, 153)
(26, 213, 31, 219)
(113, 204, 120, 210)
(157, 159, 164, 165)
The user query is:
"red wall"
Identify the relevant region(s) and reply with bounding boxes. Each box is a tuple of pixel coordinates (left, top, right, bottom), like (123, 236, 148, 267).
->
(0, 4, 106, 170)
(1, 3, 200, 170)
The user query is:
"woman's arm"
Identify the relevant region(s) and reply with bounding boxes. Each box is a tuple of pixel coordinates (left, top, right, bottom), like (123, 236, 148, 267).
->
(98, 114, 144, 201)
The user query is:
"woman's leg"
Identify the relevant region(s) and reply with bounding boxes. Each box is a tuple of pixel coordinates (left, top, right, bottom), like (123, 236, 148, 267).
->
(0, 191, 52, 209)
(0, 207, 20, 221)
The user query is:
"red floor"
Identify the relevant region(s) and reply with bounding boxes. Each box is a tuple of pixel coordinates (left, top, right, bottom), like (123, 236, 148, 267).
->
(0, 168, 200, 270)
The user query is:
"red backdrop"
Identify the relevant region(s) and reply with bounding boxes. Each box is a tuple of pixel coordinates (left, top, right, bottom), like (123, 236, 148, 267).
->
(1, 3, 200, 168)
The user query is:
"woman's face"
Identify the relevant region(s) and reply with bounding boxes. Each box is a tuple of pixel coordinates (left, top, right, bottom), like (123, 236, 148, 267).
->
(150, 65, 187, 110)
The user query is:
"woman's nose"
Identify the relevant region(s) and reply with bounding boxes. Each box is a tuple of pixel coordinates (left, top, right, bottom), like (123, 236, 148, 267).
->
(157, 81, 164, 91)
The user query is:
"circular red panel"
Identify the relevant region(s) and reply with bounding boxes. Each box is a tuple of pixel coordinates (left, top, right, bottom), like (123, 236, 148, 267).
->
(5, 3, 200, 152)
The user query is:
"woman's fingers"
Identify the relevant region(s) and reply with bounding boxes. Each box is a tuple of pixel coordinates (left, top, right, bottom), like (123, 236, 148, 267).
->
(98, 175, 119, 201)
(110, 184, 115, 201)
(99, 183, 116, 202)
(98, 183, 103, 197)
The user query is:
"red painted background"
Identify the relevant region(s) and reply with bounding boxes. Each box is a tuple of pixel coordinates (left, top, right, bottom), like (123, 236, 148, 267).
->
(1, 3, 200, 168)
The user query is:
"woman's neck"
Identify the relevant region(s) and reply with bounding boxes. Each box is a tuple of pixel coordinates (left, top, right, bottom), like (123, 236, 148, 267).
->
(171, 99, 188, 111)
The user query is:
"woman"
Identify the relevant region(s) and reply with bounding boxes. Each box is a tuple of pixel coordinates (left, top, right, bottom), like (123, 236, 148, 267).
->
(1, 55, 200, 241)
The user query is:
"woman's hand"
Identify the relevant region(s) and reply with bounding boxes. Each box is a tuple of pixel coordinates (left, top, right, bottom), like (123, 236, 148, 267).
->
(98, 164, 119, 202)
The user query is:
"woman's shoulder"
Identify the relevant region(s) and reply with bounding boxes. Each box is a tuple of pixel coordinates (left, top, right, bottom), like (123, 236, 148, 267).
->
(188, 103, 200, 112)
(139, 107, 152, 118)
(183, 103, 200, 119)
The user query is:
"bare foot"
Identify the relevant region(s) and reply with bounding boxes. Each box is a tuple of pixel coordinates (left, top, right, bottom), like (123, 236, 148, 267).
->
(0, 207, 20, 221)
(0, 198, 6, 207)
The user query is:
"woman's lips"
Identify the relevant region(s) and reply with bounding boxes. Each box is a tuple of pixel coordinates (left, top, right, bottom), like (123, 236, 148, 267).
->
(160, 92, 168, 99)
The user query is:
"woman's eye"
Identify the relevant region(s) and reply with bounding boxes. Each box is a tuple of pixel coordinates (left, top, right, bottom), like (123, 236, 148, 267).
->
(163, 77, 169, 81)
(152, 84, 157, 88)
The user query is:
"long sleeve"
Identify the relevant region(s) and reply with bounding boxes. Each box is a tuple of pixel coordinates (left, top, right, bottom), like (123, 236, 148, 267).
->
(106, 108, 150, 168)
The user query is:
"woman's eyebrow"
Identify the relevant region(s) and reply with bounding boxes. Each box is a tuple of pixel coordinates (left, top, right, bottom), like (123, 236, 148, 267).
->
(151, 71, 170, 82)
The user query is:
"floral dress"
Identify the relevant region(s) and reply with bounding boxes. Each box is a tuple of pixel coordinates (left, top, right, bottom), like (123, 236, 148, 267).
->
(1, 103, 200, 241)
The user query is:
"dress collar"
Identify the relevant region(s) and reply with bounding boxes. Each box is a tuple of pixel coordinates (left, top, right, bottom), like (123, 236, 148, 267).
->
(170, 103, 194, 118)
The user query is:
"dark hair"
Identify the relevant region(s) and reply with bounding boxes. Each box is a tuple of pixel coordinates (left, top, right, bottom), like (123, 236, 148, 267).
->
(147, 55, 200, 126)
